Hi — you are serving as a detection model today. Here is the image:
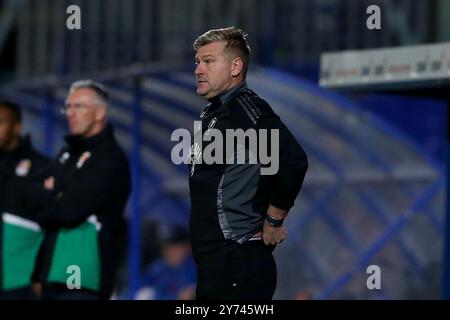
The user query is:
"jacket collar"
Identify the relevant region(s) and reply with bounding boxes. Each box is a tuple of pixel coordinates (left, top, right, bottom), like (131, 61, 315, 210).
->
(0, 135, 32, 158)
(64, 124, 114, 151)
(203, 81, 248, 115)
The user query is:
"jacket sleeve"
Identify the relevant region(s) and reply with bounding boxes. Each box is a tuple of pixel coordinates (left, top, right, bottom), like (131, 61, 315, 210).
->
(3, 177, 55, 219)
(38, 156, 131, 230)
(1, 152, 54, 218)
(258, 113, 308, 211)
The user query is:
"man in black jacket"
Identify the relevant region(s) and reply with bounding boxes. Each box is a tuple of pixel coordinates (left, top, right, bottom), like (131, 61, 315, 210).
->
(8, 80, 131, 300)
(189, 27, 308, 300)
(0, 100, 50, 299)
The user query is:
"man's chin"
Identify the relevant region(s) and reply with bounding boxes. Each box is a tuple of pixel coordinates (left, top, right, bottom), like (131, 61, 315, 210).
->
(68, 128, 81, 136)
(198, 90, 217, 100)
(197, 83, 211, 95)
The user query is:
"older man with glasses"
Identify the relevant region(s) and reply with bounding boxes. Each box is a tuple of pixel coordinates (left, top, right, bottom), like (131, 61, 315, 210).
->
(6, 80, 131, 300)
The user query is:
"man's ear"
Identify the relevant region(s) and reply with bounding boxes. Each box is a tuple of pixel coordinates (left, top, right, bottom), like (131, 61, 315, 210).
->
(95, 105, 107, 122)
(231, 57, 243, 78)
(13, 122, 21, 136)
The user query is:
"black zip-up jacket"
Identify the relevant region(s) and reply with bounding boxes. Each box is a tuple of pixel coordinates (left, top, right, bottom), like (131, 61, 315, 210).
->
(6, 125, 131, 299)
(0, 136, 50, 291)
(0, 136, 49, 210)
(188, 82, 308, 259)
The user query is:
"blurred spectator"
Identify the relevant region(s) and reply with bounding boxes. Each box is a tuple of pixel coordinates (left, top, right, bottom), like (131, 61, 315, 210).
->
(140, 217, 163, 273)
(5, 81, 131, 300)
(295, 290, 313, 300)
(134, 224, 196, 300)
(0, 100, 50, 299)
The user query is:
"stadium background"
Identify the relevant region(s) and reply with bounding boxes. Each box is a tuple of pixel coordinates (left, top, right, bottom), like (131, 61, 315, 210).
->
(0, 0, 448, 299)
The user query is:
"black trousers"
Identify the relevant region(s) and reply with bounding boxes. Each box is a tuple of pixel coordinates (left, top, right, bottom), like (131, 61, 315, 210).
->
(0, 286, 39, 300)
(195, 240, 277, 300)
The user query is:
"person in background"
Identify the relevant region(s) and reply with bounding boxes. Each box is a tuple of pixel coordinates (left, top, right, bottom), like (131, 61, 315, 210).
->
(0, 100, 49, 299)
(135, 224, 196, 300)
(6, 80, 131, 299)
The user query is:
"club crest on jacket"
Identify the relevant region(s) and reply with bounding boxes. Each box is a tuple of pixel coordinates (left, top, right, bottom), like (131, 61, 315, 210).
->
(77, 151, 92, 169)
(15, 159, 32, 177)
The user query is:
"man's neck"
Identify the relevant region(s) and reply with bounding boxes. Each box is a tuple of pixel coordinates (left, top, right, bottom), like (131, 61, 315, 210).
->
(82, 123, 106, 139)
(213, 80, 247, 105)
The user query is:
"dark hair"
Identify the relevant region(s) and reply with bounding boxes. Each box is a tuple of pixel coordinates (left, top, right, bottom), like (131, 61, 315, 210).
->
(162, 224, 190, 244)
(0, 100, 22, 122)
(193, 26, 251, 78)
(69, 79, 109, 105)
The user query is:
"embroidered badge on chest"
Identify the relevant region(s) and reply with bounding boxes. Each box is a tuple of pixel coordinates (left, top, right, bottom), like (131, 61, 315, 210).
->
(15, 159, 32, 177)
(76, 151, 92, 169)
(59, 152, 70, 164)
(188, 142, 202, 177)
(205, 117, 217, 137)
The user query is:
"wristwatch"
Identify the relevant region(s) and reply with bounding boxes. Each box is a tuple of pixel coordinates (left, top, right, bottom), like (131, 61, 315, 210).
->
(265, 215, 284, 228)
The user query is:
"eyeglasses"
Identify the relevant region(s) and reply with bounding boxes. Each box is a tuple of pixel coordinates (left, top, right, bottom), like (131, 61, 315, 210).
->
(61, 103, 87, 114)
(60, 103, 100, 114)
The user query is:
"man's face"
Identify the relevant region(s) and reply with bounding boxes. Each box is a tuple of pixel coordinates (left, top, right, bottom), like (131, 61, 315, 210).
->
(0, 106, 20, 151)
(64, 88, 103, 137)
(195, 41, 235, 99)
(162, 243, 190, 268)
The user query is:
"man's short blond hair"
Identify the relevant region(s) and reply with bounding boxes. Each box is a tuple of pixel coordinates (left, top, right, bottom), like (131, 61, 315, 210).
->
(193, 26, 251, 78)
